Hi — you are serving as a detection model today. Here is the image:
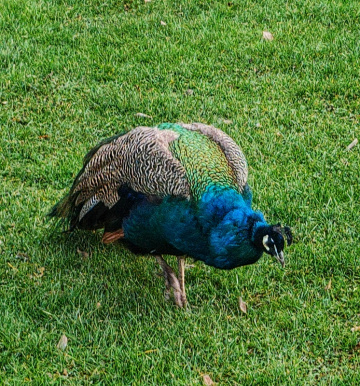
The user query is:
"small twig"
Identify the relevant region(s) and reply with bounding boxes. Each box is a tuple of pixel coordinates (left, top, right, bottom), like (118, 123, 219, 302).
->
(346, 138, 358, 151)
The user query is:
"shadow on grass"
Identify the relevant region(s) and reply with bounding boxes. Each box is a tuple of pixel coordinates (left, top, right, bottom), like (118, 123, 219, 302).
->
(40, 222, 232, 318)
(41, 225, 197, 318)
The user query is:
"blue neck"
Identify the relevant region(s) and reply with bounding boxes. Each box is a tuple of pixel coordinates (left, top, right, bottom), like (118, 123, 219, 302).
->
(123, 187, 269, 270)
(196, 187, 268, 268)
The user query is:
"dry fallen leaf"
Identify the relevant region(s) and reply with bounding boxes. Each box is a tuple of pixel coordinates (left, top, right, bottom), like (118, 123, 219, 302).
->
(144, 349, 158, 354)
(135, 112, 152, 118)
(77, 248, 89, 259)
(96, 302, 101, 309)
(351, 326, 360, 332)
(160, 20, 167, 26)
(324, 279, 332, 291)
(263, 31, 274, 41)
(63, 369, 68, 376)
(57, 334, 68, 350)
(346, 138, 358, 151)
(36, 266, 45, 278)
(222, 119, 233, 125)
(39, 134, 50, 140)
(144, 0, 151, 2)
(203, 374, 214, 385)
(185, 88, 194, 96)
(16, 252, 29, 261)
(7, 262, 18, 272)
(239, 297, 247, 314)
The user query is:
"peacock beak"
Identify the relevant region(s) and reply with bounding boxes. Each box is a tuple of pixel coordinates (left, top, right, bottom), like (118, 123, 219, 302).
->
(275, 250, 285, 268)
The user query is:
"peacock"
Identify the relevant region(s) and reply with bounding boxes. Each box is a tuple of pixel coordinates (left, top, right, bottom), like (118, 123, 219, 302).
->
(49, 123, 292, 307)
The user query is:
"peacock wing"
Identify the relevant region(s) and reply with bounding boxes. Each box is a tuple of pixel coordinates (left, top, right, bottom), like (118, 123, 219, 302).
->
(57, 126, 191, 224)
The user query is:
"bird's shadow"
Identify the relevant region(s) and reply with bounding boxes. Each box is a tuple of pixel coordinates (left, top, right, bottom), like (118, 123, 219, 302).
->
(43, 223, 244, 316)
(43, 226, 174, 317)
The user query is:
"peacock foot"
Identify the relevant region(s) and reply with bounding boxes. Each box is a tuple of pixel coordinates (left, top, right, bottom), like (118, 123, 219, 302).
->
(155, 255, 187, 308)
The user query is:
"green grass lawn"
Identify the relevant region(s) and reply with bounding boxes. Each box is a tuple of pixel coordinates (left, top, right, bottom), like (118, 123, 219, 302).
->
(1, 0, 360, 383)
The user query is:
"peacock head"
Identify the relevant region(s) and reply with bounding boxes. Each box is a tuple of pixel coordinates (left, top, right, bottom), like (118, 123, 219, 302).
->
(256, 223, 292, 267)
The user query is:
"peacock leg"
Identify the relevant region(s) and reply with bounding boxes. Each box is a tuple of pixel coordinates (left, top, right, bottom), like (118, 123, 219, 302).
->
(155, 255, 184, 307)
(177, 256, 187, 306)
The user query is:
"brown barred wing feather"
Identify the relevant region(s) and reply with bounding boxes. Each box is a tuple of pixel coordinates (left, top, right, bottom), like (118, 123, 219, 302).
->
(51, 126, 191, 228)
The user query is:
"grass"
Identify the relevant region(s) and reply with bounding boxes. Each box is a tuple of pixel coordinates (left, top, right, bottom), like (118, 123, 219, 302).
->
(1, 0, 359, 383)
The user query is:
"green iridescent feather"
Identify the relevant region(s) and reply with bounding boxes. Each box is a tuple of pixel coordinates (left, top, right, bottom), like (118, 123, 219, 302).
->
(157, 123, 239, 200)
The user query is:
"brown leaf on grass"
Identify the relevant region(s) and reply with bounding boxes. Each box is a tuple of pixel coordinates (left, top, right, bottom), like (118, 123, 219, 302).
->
(77, 248, 89, 259)
(324, 279, 332, 291)
(263, 31, 274, 41)
(351, 326, 360, 332)
(135, 112, 152, 118)
(7, 262, 18, 272)
(144, 349, 158, 354)
(57, 335, 68, 350)
(185, 88, 194, 96)
(39, 134, 50, 140)
(203, 374, 214, 385)
(16, 252, 30, 261)
(96, 302, 101, 309)
(37, 267, 45, 278)
(160, 20, 167, 26)
(144, 0, 151, 2)
(222, 119, 233, 125)
(239, 297, 247, 314)
(346, 138, 358, 151)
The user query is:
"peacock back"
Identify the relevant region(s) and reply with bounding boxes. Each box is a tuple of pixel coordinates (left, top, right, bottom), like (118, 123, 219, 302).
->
(157, 123, 240, 199)
(50, 123, 249, 231)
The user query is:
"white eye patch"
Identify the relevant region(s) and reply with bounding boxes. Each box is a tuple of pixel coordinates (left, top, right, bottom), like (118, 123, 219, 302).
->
(262, 235, 270, 251)
(263, 235, 275, 251)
